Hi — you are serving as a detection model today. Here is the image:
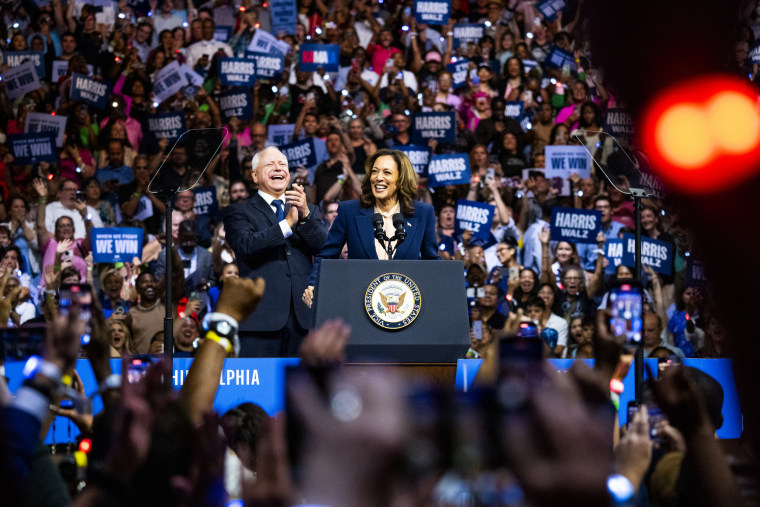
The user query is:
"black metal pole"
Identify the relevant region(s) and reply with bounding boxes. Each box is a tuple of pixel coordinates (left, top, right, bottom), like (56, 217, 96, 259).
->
(633, 192, 644, 401)
(163, 192, 174, 387)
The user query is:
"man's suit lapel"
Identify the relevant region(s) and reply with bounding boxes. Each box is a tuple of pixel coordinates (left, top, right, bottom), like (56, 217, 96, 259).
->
(250, 193, 277, 226)
(355, 207, 378, 259)
(393, 216, 418, 259)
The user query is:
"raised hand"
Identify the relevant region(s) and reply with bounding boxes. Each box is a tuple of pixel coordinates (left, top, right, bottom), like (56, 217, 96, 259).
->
(216, 276, 266, 323)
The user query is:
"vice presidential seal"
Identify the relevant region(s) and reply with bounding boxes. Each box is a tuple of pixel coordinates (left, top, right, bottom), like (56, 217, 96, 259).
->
(365, 273, 421, 330)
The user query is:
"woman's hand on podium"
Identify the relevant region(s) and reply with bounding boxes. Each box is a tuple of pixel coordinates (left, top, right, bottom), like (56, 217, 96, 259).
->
(302, 285, 315, 308)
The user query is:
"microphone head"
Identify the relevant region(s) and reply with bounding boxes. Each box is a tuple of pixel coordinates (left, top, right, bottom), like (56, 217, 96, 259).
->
(392, 213, 405, 229)
(372, 213, 384, 227)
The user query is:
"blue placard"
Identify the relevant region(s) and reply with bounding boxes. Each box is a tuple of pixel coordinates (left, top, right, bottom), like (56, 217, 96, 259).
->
(446, 58, 470, 89)
(218, 57, 257, 86)
(70, 73, 110, 109)
(536, 0, 566, 22)
(219, 88, 253, 121)
(544, 145, 591, 179)
(91, 227, 144, 263)
(214, 26, 232, 42)
(392, 145, 431, 177)
(504, 101, 524, 119)
(126, 0, 150, 15)
(279, 138, 317, 168)
(412, 111, 456, 144)
(245, 51, 285, 79)
(750, 43, 760, 64)
(7, 133, 57, 164)
(452, 24, 485, 49)
(413, 0, 450, 25)
(620, 233, 673, 276)
(4, 51, 46, 79)
(549, 207, 602, 244)
(604, 238, 624, 275)
(685, 257, 709, 288)
(602, 108, 634, 139)
(454, 199, 494, 241)
(522, 59, 539, 73)
(270, 0, 297, 35)
(543, 46, 577, 73)
(147, 112, 186, 141)
(192, 186, 219, 216)
(299, 43, 340, 72)
(427, 153, 471, 188)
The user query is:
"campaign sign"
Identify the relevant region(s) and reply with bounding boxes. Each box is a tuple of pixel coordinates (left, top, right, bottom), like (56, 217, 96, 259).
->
(248, 28, 290, 58)
(52, 61, 94, 82)
(279, 138, 317, 168)
(543, 46, 576, 73)
(603, 108, 634, 139)
(126, 0, 151, 15)
(245, 52, 285, 79)
(91, 228, 144, 263)
(427, 153, 471, 188)
(621, 233, 673, 276)
(750, 43, 760, 64)
(268, 123, 295, 146)
(446, 59, 470, 89)
(2, 60, 40, 100)
(604, 238, 624, 275)
(550, 207, 601, 244)
(214, 26, 232, 43)
(299, 43, 340, 72)
(152, 61, 187, 104)
(392, 145, 431, 177)
(7, 133, 57, 164)
(192, 186, 219, 216)
(24, 112, 67, 147)
(219, 88, 253, 121)
(412, 111, 456, 144)
(413, 0, 450, 25)
(504, 101, 524, 120)
(536, 0, 566, 22)
(454, 199, 494, 241)
(685, 257, 709, 288)
(270, 0, 298, 34)
(522, 59, 539, 73)
(70, 73, 109, 109)
(452, 24, 485, 49)
(148, 112, 186, 141)
(218, 58, 257, 86)
(545, 145, 591, 179)
(4, 51, 46, 79)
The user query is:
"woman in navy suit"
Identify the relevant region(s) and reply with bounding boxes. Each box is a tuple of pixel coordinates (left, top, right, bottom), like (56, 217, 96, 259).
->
(302, 149, 439, 306)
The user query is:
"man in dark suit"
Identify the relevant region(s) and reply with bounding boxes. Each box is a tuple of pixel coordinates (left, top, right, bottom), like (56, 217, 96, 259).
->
(222, 147, 326, 357)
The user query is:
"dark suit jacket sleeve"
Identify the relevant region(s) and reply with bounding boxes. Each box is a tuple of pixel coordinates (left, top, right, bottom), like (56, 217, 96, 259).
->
(308, 201, 349, 286)
(293, 203, 327, 256)
(421, 203, 441, 260)
(222, 203, 292, 265)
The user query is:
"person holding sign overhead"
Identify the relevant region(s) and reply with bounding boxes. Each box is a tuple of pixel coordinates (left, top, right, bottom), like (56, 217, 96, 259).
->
(302, 149, 439, 308)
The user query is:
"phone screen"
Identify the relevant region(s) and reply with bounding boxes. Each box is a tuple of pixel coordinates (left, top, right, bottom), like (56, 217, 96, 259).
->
(472, 320, 483, 340)
(609, 284, 643, 343)
(59, 283, 93, 345)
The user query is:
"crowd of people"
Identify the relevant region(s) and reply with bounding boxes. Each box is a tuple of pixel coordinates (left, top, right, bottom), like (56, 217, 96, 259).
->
(0, 0, 756, 504)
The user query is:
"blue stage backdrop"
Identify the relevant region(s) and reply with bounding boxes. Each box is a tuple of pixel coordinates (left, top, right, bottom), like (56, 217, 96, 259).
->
(4, 357, 742, 443)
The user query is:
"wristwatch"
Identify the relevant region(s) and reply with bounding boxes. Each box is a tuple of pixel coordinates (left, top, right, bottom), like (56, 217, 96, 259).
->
(202, 312, 240, 355)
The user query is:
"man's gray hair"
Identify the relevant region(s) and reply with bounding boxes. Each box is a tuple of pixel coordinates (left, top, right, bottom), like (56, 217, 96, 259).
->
(251, 146, 288, 173)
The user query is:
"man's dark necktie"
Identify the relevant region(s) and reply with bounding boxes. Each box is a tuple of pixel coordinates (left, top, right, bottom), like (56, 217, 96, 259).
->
(272, 199, 285, 221)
